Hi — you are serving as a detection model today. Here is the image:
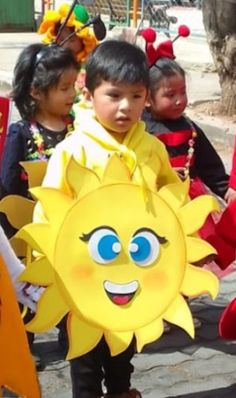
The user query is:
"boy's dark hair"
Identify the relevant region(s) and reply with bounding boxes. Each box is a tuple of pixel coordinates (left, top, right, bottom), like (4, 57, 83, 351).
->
(85, 40, 149, 93)
(149, 58, 185, 96)
(11, 43, 79, 119)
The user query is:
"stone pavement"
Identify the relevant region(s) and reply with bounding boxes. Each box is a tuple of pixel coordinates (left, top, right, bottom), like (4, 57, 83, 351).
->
(4, 268, 236, 398)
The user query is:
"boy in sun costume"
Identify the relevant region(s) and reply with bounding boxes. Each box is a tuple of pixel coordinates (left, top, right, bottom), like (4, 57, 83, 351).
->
(18, 41, 219, 398)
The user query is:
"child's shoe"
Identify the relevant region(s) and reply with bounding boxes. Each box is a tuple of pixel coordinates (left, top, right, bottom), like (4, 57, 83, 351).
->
(193, 317, 202, 329)
(32, 353, 45, 371)
(105, 389, 142, 397)
(163, 321, 171, 334)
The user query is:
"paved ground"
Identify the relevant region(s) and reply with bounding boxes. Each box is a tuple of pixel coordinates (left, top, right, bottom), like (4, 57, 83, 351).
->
(1, 6, 236, 398)
(4, 269, 236, 398)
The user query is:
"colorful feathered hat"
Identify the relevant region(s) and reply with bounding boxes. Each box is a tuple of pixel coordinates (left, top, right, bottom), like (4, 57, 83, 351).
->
(141, 25, 190, 67)
(38, 3, 98, 62)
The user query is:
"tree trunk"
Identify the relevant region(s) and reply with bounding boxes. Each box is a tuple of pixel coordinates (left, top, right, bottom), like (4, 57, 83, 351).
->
(202, 0, 236, 115)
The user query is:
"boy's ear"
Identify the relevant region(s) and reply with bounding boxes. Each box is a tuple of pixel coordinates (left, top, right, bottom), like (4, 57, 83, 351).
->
(145, 93, 152, 108)
(82, 87, 92, 102)
(30, 86, 42, 101)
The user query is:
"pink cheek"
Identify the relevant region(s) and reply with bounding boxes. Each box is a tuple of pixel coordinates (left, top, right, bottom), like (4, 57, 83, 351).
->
(143, 270, 169, 290)
(71, 264, 95, 281)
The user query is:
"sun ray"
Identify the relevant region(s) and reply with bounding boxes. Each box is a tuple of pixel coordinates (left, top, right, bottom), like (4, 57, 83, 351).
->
(9, 236, 28, 259)
(18, 155, 219, 359)
(186, 236, 216, 263)
(26, 285, 68, 332)
(66, 157, 101, 198)
(135, 317, 164, 352)
(0, 195, 35, 230)
(66, 313, 102, 360)
(18, 256, 54, 285)
(16, 224, 54, 262)
(158, 178, 189, 212)
(163, 294, 194, 338)
(181, 264, 219, 299)
(30, 187, 73, 224)
(178, 195, 220, 235)
(102, 154, 132, 184)
(104, 330, 133, 356)
(138, 163, 159, 192)
(20, 160, 47, 188)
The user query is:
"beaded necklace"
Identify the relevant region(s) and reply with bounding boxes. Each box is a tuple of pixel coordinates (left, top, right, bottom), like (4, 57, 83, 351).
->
(183, 119, 198, 178)
(29, 120, 73, 159)
(21, 120, 73, 182)
(30, 121, 46, 159)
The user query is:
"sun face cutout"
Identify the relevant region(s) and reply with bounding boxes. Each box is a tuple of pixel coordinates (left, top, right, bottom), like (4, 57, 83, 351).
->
(18, 155, 219, 359)
(54, 186, 187, 333)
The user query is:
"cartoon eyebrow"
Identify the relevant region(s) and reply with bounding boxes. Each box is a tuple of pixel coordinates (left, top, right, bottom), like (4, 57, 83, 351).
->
(80, 226, 118, 242)
(132, 228, 168, 244)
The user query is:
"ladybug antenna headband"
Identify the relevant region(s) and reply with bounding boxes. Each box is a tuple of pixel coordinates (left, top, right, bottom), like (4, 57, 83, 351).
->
(141, 25, 190, 68)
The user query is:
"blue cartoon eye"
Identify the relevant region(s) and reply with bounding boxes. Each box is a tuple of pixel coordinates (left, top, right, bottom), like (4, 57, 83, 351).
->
(88, 228, 121, 264)
(129, 230, 161, 266)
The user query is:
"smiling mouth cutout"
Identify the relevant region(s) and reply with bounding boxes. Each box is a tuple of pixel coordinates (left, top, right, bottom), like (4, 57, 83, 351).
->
(104, 280, 139, 305)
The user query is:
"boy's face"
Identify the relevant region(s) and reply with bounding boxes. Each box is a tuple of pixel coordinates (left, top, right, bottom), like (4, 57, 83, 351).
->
(89, 80, 148, 135)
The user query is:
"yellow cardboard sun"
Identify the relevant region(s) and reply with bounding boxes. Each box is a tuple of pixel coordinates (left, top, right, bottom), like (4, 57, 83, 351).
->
(18, 155, 219, 359)
(0, 160, 47, 259)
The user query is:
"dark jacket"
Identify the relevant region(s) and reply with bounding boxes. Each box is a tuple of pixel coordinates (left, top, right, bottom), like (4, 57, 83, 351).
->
(142, 111, 229, 198)
(1, 120, 69, 197)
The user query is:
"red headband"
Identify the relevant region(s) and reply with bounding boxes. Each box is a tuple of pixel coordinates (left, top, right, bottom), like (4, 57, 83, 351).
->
(141, 25, 190, 67)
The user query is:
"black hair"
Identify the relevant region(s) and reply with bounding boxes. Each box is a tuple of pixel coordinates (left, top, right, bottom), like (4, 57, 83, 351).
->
(85, 40, 149, 93)
(11, 43, 79, 119)
(149, 58, 185, 97)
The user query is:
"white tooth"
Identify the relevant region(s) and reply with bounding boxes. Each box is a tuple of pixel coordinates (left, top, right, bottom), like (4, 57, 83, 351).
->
(104, 280, 138, 294)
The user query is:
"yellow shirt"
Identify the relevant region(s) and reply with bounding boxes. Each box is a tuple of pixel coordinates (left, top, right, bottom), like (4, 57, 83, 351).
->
(34, 110, 179, 222)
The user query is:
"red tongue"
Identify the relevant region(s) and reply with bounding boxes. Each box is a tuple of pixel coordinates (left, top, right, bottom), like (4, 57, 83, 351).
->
(112, 295, 130, 305)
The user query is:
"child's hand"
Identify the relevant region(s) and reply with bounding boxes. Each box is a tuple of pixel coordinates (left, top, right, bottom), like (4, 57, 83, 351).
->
(224, 187, 236, 204)
(16, 282, 44, 312)
(173, 167, 187, 181)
